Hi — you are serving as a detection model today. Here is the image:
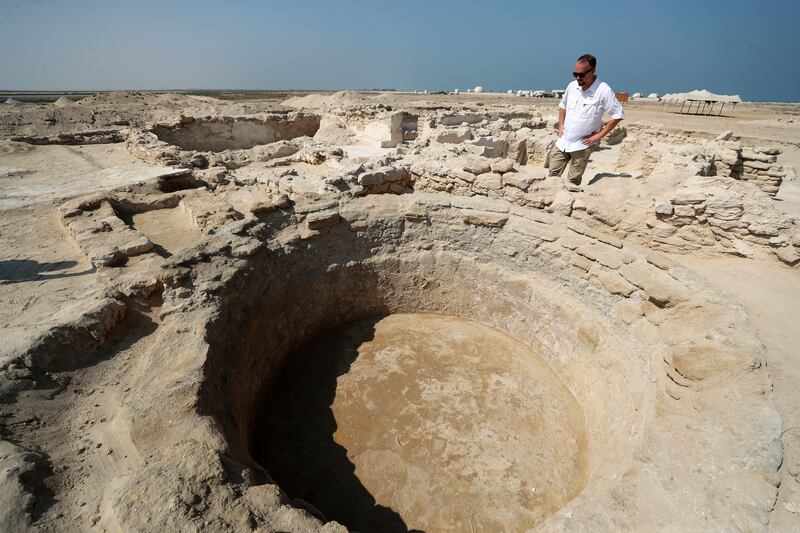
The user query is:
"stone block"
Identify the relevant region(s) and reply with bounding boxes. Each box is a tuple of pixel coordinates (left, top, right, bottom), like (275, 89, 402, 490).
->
(510, 220, 559, 241)
(742, 160, 771, 171)
(672, 188, 707, 205)
(748, 224, 779, 237)
(655, 203, 674, 216)
(473, 173, 504, 191)
(575, 243, 623, 269)
(306, 209, 340, 229)
(619, 262, 689, 307)
(490, 159, 515, 174)
(598, 271, 636, 297)
(775, 247, 800, 265)
(463, 211, 508, 227)
(503, 173, 536, 191)
(462, 156, 492, 175)
(436, 127, 473, 144)
(571, 254, 593, 271)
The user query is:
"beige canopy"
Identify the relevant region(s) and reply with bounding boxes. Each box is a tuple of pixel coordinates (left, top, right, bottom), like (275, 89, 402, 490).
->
(661, 89, 741, 115)
(660, 89, 742, 103)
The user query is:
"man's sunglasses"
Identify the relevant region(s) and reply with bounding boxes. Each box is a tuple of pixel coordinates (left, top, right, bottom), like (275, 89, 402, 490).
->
(573, 68, 594, 79)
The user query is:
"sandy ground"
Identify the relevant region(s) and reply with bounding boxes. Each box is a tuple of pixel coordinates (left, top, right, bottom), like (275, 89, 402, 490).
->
(0, 91, 798, 530)
(669, 254, 800, 531)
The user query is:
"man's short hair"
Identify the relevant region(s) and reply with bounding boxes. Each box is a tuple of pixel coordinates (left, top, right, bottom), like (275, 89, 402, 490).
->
(577, 54, 596, 69)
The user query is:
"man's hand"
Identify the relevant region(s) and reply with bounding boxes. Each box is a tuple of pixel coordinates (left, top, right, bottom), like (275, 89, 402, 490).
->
(581, 132, 602, 146)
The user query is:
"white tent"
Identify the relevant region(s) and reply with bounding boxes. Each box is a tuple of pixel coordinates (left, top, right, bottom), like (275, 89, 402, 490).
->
(660, 89, 742, 115)
(660, 89, 742, 103)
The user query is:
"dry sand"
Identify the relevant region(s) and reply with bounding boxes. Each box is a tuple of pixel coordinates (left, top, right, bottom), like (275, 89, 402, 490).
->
(0, 91, 798, 532)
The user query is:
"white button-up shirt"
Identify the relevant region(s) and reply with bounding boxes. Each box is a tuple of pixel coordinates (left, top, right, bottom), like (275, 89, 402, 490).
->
(556, 78, 624, 153)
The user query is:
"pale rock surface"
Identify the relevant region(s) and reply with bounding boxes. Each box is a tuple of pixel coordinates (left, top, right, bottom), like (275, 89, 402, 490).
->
(0, 90, 797, 533)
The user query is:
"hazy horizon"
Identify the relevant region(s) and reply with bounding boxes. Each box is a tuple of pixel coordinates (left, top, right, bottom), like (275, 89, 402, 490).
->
(1, 0, 798, 102)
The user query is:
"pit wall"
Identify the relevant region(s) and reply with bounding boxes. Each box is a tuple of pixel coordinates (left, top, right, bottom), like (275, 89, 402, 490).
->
(198, 203, 651, 529)
(152, 114, 321, 152)
(202, 244, 651, 490)
(126, 112, 321, 169)
(161, 192, 779, 531)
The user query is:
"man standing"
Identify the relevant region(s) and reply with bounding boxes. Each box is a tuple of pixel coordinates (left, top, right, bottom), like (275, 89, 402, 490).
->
(549, 53, 624, 189)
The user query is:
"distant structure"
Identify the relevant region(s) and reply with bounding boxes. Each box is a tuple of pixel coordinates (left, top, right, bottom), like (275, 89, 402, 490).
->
(648, 92, 659, 98)
(473, 86, 484, 93)
(453, 89, 460, 95)
(661, 89, 742, 115)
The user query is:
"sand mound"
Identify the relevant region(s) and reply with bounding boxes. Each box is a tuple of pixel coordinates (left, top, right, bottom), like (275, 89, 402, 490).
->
(282, 91, 379, 110)
(53, 96, 75, 107)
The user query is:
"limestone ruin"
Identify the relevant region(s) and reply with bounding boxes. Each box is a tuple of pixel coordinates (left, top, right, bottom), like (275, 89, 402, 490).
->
(1, 91, 799, 532)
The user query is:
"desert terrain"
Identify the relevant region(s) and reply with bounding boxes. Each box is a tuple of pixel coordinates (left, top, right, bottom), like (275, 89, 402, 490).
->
(1, 90, 799, 532)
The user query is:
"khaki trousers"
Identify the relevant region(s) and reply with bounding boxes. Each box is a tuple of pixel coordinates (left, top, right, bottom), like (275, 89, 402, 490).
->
(548, 144, 593, 184)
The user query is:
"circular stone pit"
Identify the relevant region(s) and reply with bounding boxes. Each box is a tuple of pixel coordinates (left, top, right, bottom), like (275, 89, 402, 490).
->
(111, 192, 781, 532)
(252, 313, 588, 532)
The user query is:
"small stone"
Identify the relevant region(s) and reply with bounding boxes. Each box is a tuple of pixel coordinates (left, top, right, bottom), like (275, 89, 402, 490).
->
(742, 160, 771, 171)
(715, 130, 733, 141)
(462, 157, 491, 175)
(306, 210, 340, 230)
(548, 190, 574, 217)
(641, 300, 666, 324)
(748, 224, 779, 237)
(655, 203, 674, 216)
(247, 200, 277, 215)
(672, 189, 706, 205)
(436, 127, 472, 144)
(775, 247, 800, 265)
(473, 172, 504, 191)
(619, 262, 689, 307)
(598, 271, 636, 297)
(90, 249, 126, 268)
(571, 254, 593, 271)
(463, 211, 508, 227)
(646, 253, 676, 271)
(502, 173, 534, 191)
(489, 159, 515, 174)
(756, 146, 781, 155)
(511, 220, 559, 241)
(673, 205, 695, 218)
(575, 243, 623, 269)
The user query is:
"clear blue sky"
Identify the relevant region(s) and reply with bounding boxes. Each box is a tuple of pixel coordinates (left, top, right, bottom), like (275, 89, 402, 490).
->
(1, 0, 797, 102)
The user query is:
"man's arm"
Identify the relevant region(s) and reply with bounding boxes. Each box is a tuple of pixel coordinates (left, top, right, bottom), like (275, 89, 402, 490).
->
(557, 87, 569, 137)
(581, 118, 622, 145)
(582, 88, 624, 145)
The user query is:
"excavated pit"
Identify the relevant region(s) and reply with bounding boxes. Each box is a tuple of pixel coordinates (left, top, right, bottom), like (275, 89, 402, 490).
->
(253, 313, 588, 532)
(199, 203, 652, 532)
(151, 114, 321, 152)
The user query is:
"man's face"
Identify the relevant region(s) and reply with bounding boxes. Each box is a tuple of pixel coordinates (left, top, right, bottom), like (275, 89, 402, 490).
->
(573, 61, 595, 89)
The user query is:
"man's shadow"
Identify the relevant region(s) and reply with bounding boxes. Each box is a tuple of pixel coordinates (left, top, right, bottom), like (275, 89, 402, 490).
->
(0, 259, 94, 283)
(251, 316, 423, 533)
(586, 172, 633, 186)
